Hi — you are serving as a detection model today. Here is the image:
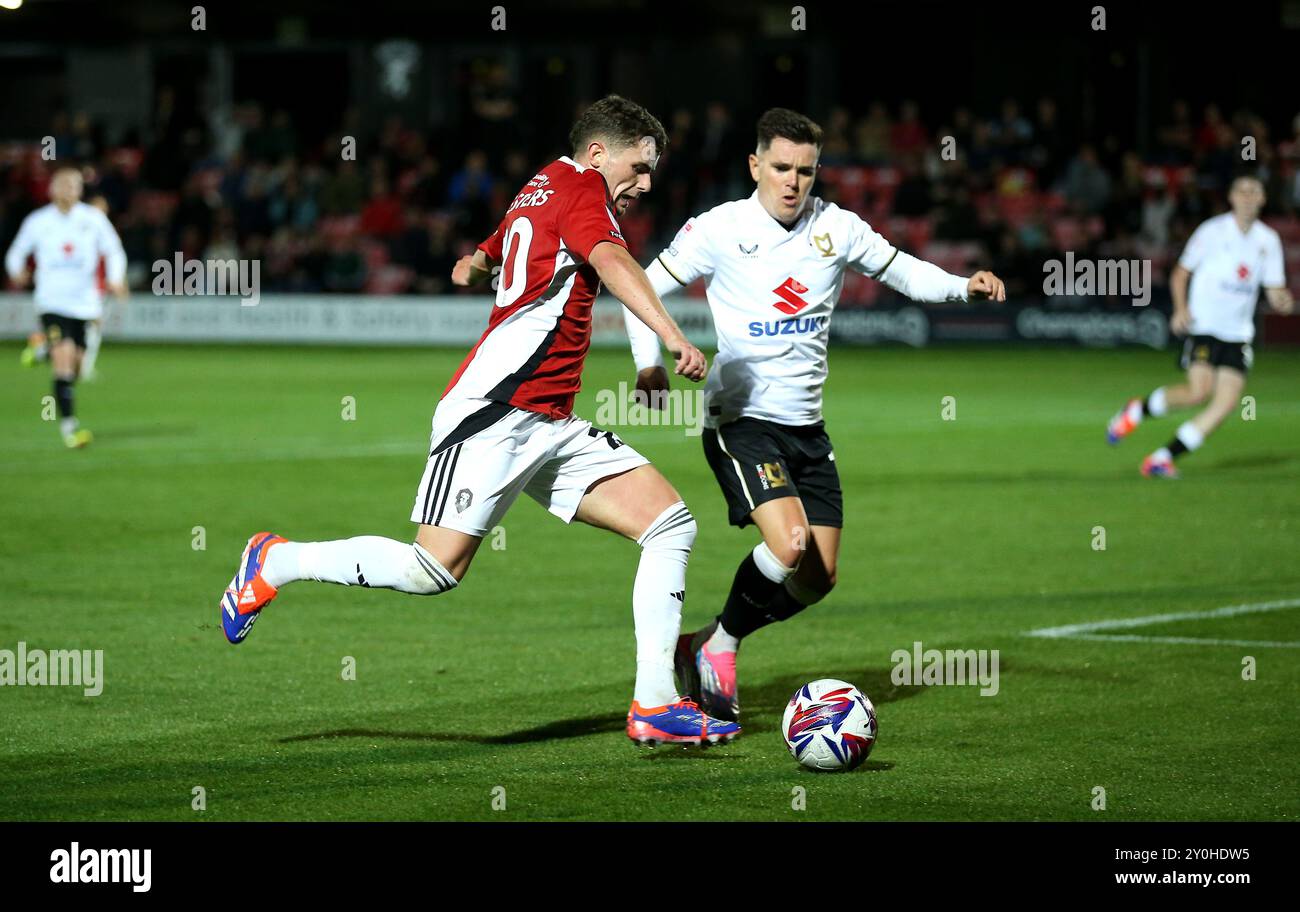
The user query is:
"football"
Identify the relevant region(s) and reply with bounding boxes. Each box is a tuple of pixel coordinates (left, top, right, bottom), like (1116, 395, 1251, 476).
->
(782, 679, 878, 772)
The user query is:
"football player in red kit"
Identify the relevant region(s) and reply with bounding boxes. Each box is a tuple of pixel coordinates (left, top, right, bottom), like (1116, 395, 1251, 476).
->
(218, 95, 739, 746)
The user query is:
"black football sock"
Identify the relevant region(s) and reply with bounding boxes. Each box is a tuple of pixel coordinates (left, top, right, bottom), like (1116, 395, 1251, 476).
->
(53, 377, 75, 420)
(1167, 437, 1188, 459)
(718, 547, 794, 640)
(762, 585, 811, 625)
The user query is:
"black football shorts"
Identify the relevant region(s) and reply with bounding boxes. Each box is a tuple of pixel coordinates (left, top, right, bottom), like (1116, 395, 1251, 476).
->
(702, 417, 843, 529)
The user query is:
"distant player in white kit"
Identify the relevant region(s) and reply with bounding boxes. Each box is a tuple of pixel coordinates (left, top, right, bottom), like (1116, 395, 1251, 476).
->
(624, 108, 1006, 722)
(1106, 175, 1293, 476)
(218, 96, 741, 746)
(5, 167, 127, 448)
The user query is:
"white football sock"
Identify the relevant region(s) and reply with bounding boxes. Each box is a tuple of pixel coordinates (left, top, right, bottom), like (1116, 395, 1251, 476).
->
(261, 537, 456, 595)
(1176, 421, 1205, 452)
(707, 622, 741, 654)
(632, 502, 696, 707)
(1147, 386, 1168, 418)
(81, 323, 102, 378)
(1152, 446, 1173, 462)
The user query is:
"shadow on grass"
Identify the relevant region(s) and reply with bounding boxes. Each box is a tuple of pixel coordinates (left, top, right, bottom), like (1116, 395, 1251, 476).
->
(278, 666, 924, 746)
(279, 712, 626, 746)
(1203, 451, 1298, 472)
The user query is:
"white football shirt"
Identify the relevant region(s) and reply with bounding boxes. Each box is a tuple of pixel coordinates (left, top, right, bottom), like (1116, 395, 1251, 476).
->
(626, 192, 968, 428)
(4, 202, 126, 320)
(1179, 212, 1285, 343)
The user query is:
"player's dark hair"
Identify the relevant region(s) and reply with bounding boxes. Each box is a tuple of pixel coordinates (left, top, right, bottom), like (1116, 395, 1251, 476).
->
(756, 108, 824, 152)
(569, 95, 668, 158)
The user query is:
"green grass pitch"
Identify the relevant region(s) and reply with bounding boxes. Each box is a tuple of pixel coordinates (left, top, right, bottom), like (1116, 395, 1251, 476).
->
(1, 340, 1297, 821)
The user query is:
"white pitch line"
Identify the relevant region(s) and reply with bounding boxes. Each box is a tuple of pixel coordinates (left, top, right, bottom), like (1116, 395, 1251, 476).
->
(1022, 598, 1300, 648)
(1059, 633, 1300, 649)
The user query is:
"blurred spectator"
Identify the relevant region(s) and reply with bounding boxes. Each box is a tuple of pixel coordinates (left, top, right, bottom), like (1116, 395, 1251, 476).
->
(892, 154, 933, 216)
(359, 175, 403, 237)
(320, 160, 365, 215)
(5, 86, 1295, 307)
(1063, 144, 1111, 214)
(819, 107, 853, 165)
(891, 100, 929, 157)
(993, 98, 1033, 164)
(854, 104, 892, 165)
(1156, 100, 1195, 166)
(1028, 97, 1067, 189)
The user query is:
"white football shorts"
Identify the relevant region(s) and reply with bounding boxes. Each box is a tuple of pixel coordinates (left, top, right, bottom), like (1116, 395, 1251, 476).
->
(410, 398, 650, 537)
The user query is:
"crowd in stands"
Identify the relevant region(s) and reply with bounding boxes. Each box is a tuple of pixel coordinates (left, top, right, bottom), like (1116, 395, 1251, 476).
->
(4, 79, 1299, 308)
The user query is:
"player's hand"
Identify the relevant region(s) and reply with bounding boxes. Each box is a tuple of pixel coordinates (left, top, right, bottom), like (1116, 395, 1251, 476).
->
(1270, 289, 1295, 315)
(1170, 308, 1191, 336)
(107, 280, 128, 301)
(451, 255, 477, 287)
(967, 270, 1006, 302)
(10, 269, 30, 288)
(667, 337, 707, 382)
(634, 365, 671, 410)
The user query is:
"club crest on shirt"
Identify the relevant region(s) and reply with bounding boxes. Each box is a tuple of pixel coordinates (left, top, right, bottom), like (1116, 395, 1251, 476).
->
(813, 233, 835, 258)
(455, 488, 473, 513)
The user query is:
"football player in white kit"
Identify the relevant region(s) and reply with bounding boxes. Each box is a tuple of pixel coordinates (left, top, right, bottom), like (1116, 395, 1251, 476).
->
(5, 167, 127, 448)
(624, 109, 1006, 721)
(1106, 175, 1293, 477)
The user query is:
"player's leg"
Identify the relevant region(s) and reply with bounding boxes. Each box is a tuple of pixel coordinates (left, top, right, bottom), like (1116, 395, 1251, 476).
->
(220, 404, 533, 644)
(1107, 345, 1213, 444)
(672, 421, 811, 720)
(46, 316, 91, 448)
(20, 329, 48, 367)
(223, 526, 472, 644)
(538, 422, 737, 744)
(714, 437, 844, 645)
(783, 523, 841, 610)
(81, 319, 102, 381)
(708, 495, 807, 650)
(1143, 365, 1245, 477)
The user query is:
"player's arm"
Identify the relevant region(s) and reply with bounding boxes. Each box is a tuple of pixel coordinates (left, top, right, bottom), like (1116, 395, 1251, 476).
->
(1170, 222, 1214, 335)
(1262, 235, 1293, 315)
(622, 258, 684, 404)
(451, 248, 499, 287)
(847, 212, 1004, 303)
(1264, 286, 1294, 315)
(452, 222, 504, 288)
(4, 215, 36, 287)
(589, 241, 706, 381)
(622, 215, 718, 400)
(878, 252, 1005, 303)
(1169, 264, 1192, 333)
(96, 211, 128, 299)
